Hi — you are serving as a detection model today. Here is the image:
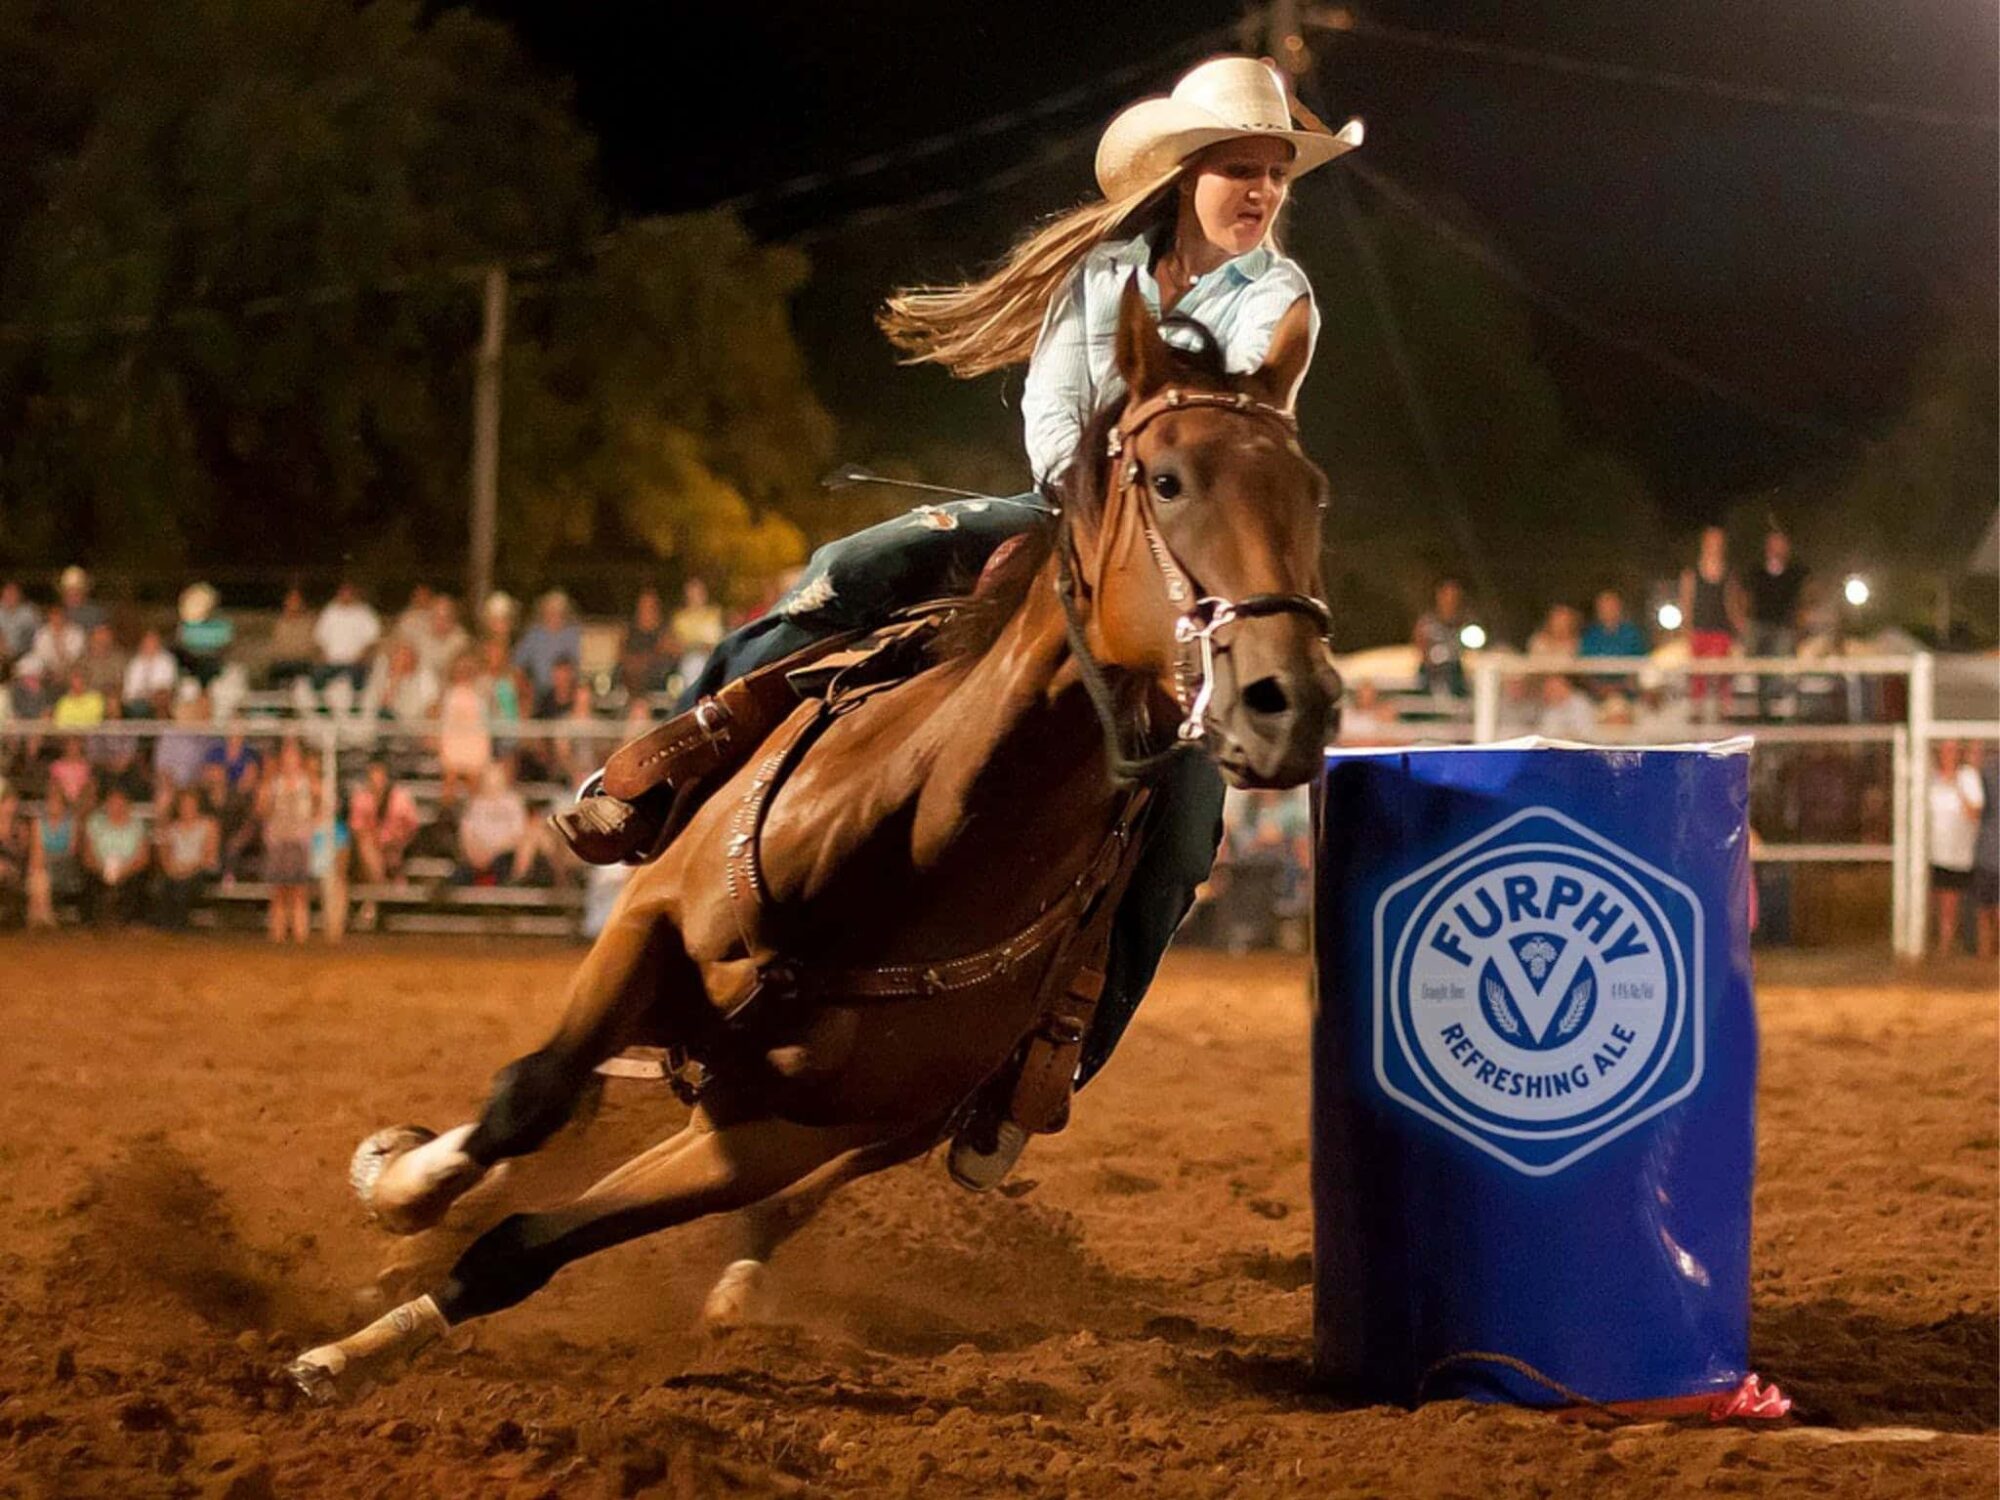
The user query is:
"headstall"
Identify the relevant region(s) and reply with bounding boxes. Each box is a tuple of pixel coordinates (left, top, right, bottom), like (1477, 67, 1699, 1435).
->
(1057, 385, 1332, 781)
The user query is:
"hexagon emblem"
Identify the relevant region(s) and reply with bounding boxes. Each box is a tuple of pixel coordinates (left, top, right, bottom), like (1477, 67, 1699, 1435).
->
(1372, 806, 1704, 1176)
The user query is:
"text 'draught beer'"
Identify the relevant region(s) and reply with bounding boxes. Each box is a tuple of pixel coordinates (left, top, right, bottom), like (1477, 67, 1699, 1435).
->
(1310, 740, 1756, 1406)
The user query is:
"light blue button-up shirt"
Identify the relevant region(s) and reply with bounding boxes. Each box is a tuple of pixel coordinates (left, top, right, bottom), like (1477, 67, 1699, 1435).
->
(1020, 233, 1319, 485)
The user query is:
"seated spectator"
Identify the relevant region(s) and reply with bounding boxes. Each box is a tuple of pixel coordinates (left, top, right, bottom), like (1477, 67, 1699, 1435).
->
(1337, 679, 1399, 746)
(47, 738, 96, 808)
(408, 594, 470, 683)
(26, 784, 85, 927)
(258, 738, 318, 943)
(534, 656, 583, 721)
(79, 624, 126, 702)
(0, 580, 39, 669)
(92, 736, 152, 803)
(0, 789, 32, 927)
(456, 762, 530, 884)
(175, 582, 235, 686)
(198, 758, 263, 882)
(619, 588, 674, 697)
(57, 566, 106, 634)
(312, 580, 383, 694)
(479, 591, 519, 652)
(437, 653, 493, 800)
(121, 628, 181, 718)
(477, 636, 524, 732)
(51, 668, 107, 729)
(513, 590, 581, 700)
(265, 587, 317, 689)
(7, 659, 50, 726)
(1536, 673, 1600, 740)
(1526, 604, 1582, 660)
(26, 602, 84, 683)
(154, 688, 220, 792)
(81, 786, 150, 926)
(392, 585, 436, 651)
(366, 638, 440, 726)
(555, 678, 600, 785)
(1580, 588, 1650, 660)
(671, 577, 725, 682)
(349, 758, 423, 887)
(202, 730, 263, 791)
(153, 787, 219, 930)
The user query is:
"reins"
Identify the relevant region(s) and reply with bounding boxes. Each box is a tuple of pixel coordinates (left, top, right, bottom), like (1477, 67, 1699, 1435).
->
(1055, 384, 1333, 785)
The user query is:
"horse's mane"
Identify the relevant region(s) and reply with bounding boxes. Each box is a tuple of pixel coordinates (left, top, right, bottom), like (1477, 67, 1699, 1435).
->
(932, 315, 1239, 663)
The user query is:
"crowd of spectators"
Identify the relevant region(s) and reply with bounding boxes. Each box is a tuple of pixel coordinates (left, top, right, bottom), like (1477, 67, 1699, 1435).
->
(1407, 523, 1903, 740)
(0, 548, 1989, 955)
(0, 567, 772, 939)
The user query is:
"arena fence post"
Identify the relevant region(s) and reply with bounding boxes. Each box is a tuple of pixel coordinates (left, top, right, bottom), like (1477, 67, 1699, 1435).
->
(1890, 724, 1914, 958)
(1470, 657, 1500, 743)
(1903, 652, 1935, 960)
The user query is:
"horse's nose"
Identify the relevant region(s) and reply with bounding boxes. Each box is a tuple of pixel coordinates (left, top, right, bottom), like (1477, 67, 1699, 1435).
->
(1241, 674, 1292, 720)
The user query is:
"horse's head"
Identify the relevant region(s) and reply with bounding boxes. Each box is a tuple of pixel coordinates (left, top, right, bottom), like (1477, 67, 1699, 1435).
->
(1068, 281, 1340, 789)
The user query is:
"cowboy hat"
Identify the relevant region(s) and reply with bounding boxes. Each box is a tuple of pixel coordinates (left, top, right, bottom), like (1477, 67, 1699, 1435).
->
(1095, 56, 1363, 203)
(57, 565, 89, 594)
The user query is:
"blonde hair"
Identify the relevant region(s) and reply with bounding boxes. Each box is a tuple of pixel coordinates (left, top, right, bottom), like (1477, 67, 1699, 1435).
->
(877, 172, 1180, 380)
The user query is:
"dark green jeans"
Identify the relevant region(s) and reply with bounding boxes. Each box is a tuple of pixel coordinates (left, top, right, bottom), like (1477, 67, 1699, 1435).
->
(677, 499, 1225, 1086)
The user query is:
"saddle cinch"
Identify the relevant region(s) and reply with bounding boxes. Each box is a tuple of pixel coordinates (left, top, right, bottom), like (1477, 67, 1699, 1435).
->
(553, 597, 1151, 1149)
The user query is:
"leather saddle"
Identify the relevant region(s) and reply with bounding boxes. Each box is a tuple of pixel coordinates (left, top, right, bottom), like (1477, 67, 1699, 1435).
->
(552, 603, 957, 867)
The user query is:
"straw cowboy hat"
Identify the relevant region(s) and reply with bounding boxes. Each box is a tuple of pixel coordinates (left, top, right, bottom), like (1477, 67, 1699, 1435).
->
(1095, 56, 1363, 203)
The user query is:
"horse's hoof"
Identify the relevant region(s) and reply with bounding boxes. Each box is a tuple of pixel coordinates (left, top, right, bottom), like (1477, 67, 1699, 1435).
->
(285, 1351, 349, 1406)
(287, 1296, 447, 1404)
(351, 1125, 436, 1216)
(947, 1120, 1028, 1193)
(701, 1259, 778, 1332)
(362, 1124, 485, 1236)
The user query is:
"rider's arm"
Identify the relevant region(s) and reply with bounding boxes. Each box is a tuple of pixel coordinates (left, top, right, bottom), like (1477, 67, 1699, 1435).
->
(1223, 267, 1319, 401)
(1021, 267, 1093, 489)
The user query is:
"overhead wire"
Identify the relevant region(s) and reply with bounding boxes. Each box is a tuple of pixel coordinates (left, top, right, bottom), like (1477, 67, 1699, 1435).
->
(1304, 8, 1998, 132)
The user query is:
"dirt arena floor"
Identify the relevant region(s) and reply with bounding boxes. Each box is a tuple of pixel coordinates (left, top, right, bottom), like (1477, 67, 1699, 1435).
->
(0, 936, 1992, 1498)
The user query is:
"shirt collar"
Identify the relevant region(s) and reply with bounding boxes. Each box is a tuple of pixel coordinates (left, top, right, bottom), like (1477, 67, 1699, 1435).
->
(1111, 234, 1274, 287)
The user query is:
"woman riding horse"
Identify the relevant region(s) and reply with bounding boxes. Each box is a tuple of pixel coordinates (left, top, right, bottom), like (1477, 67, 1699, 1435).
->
(571, 56, 1361, 1185)
(285, 59, 1356, 1402)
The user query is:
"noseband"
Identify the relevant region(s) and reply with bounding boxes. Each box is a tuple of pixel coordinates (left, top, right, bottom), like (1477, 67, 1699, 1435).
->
(1056, 385, 1333, 782)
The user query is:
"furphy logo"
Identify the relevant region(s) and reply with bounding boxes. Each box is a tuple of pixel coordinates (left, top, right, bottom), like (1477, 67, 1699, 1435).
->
(1373, 806, 1704, 1176)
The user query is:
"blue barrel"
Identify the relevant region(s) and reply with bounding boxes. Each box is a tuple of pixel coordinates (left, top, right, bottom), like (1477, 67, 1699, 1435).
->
(1311, 741, 1755, 1406)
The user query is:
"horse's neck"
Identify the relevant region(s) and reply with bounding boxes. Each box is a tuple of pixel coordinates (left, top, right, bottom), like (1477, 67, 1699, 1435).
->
(908, 560, 1116, 867)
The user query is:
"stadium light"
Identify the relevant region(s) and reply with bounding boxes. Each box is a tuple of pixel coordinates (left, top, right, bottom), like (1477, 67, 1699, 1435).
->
(1459, 623, 1488, 651)
(1657, 603, 1683, 631)
(1843, 575, 1871, 608)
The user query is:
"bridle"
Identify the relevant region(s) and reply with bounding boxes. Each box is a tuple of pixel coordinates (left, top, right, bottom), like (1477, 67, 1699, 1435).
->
(1055, 384, 1333, 783)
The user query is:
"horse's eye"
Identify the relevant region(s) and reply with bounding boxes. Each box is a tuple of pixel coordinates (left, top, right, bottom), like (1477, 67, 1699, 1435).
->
(1152, 472, 1183, 501)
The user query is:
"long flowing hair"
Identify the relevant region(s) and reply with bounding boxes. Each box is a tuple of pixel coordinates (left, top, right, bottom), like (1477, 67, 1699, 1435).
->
(876, 170, 1182, 379)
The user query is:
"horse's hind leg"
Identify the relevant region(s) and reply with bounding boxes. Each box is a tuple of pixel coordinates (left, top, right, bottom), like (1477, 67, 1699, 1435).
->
(292, 1111, 908, 1400)
(702, 1134, 929, 1331)
(366, 904, 696, 1235)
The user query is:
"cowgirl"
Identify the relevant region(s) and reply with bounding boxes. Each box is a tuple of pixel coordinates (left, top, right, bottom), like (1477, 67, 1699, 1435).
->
(578, 56, 1359, 1178)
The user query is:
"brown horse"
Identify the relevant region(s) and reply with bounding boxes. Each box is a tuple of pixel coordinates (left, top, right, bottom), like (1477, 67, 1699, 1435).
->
(289, 282, 1340, 1399)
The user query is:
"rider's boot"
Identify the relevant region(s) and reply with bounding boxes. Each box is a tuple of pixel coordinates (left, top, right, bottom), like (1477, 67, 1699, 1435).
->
(550, 773, 671, 867)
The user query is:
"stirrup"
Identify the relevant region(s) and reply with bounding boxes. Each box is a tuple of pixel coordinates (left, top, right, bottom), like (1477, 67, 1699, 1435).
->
(947, 1119, 1028, 1193)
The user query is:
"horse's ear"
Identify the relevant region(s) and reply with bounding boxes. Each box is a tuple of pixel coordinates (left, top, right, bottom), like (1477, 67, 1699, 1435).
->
(1114, 276, 1174, 399)
(1247, 295, 1314, 410)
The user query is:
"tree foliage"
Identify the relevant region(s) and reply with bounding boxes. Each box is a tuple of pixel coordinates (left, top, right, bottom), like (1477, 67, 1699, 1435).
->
(0, 0, 831, 600)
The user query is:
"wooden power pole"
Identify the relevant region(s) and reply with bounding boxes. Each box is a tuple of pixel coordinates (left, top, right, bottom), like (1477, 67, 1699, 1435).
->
(467, 263, 507, 610)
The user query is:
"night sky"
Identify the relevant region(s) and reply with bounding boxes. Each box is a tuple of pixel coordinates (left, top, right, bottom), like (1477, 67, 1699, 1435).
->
(473, 0, 1997, 525)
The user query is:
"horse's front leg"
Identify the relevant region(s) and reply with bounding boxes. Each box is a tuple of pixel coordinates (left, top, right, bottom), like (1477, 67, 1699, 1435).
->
(362, 893, 697, 1235)
(292, 1110, 912, 1401)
